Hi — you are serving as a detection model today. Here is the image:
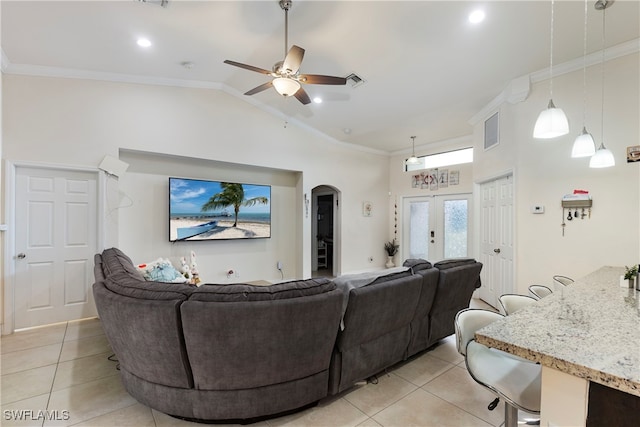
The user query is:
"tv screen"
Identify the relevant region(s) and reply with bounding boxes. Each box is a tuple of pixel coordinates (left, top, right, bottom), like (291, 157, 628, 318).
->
(169, 177, 271, 242)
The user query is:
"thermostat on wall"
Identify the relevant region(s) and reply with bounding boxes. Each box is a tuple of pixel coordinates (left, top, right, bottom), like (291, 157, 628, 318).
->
(531, 205, 545, 214)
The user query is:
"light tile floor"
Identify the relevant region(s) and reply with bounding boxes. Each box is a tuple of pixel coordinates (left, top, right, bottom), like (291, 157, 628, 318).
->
(1, 299, 536, 427)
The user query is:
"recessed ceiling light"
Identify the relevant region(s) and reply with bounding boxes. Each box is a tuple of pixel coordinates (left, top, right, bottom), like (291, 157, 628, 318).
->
(313, 97, 323, 104)
(343, 128, 352, 135)
(137, 38, 152, 48)
(468, 10, 485, 24)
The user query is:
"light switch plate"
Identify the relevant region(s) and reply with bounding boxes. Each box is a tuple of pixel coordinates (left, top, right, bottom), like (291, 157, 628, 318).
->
(531, 205, 545, 214)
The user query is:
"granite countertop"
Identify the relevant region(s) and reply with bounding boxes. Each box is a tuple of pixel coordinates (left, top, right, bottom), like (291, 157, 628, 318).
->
(475, 266, 640, 397)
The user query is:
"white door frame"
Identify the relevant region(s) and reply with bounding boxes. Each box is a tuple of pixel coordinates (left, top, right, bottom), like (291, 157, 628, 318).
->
(3, 161, 107, 335)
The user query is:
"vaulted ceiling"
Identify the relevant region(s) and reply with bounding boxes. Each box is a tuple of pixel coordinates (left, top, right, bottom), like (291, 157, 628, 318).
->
(2, 1, 639, 153)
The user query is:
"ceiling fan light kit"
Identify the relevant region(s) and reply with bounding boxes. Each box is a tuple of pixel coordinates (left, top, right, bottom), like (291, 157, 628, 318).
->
(224, 0, 346, 105)
(272, 77, 301, 97)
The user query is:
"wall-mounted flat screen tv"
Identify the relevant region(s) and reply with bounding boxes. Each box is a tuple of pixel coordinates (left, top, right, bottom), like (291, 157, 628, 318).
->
(169, 177, 271, 242)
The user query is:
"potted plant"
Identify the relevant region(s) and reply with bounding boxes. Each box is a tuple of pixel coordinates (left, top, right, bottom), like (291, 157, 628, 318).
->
(624, 265, 638, 289)
(384, 240, 399, 268)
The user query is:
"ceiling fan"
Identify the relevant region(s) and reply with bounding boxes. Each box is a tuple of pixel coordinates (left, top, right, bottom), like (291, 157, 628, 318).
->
(224, 0, 347, 105)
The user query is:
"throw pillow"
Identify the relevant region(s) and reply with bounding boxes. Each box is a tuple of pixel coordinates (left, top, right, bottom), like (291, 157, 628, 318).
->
(137, 258, 188, 283)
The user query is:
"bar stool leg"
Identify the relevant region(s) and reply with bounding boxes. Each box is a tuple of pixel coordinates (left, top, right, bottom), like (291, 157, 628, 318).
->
(504, 403, 518, 427)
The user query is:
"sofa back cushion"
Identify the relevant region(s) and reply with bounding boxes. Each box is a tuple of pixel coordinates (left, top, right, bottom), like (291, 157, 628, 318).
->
(98, 247, 145, 280)
(188, 278, 335, 302)
(181, 286, 343, 391)
(407, 266, 440, 354)
(428, 260, 483, 343)
(337, 273, 422, 351)
(93, 281, 194, 389)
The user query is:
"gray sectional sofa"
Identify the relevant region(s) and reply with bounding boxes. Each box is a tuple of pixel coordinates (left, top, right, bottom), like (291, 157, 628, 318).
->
(93, 248, 481, 422)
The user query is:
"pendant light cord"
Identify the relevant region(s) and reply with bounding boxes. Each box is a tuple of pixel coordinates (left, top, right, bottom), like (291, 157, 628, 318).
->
(549, 0, 556, 98)
(600, 4, 606, 148)
(581, 0, 588, 127)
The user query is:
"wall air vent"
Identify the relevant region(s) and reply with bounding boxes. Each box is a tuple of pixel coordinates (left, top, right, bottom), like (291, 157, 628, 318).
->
(346, 73, 366, 88)
(136, 0, 169, 8)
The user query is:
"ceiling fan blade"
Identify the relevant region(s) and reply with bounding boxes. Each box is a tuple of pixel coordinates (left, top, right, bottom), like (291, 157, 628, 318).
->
(281, 45, 305, 74)
(244, 81, 273, 96)
(224, 60, 272, 75)
(299, 74, 347, 85)
(293, 87, 311, 105)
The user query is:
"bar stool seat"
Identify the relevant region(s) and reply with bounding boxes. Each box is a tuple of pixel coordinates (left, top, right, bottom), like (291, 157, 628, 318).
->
(455, 308, 541, 427)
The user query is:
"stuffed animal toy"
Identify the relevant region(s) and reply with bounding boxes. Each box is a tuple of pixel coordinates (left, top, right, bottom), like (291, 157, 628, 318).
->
(180, 256, 192, 281)
(190, 250, 201, 286)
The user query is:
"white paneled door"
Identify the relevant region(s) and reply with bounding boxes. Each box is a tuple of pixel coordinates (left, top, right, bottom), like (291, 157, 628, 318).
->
(478, 175, 514, 309)
(402, 194, 472, 263)
(14, 167, 99, 329)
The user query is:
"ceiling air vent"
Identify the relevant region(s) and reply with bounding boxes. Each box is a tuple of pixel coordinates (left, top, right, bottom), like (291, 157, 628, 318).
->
(346, 73, 366, 88)
(136, 0, 169, 8)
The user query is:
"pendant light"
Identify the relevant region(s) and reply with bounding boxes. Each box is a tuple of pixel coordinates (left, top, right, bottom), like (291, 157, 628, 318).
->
(589, 0, 615, 168)
(533, 0, 569, 139)
(571, 0, 596, 158)
(406, 136, 419, 165)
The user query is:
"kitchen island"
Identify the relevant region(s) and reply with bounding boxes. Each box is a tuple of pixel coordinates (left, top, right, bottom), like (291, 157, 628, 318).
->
(476, 266, 640, 426)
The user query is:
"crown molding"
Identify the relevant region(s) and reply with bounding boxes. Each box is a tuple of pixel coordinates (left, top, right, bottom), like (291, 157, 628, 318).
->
(2, 61, 388, 156)
(469, 38, 640, 126)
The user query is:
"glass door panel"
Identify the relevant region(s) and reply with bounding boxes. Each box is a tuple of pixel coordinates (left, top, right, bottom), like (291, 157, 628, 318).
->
(407, 200, 430, 260)
(443, 199, 468, 258)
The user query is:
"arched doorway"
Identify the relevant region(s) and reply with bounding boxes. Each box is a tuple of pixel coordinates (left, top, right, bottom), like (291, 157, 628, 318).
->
(311, 185, 340, 278)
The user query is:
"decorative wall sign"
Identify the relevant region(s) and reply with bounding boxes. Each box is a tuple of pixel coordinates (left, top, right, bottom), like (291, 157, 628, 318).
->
(449, 170, 460, 185)
(627, 145, 640, 163)
(363, 201, 373, 216)
(411, 168, 461, 190)
(438, 169, 448, 188)
(429, 170, 438, 191)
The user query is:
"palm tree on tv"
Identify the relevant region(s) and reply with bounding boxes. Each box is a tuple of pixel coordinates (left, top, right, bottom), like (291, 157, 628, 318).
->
(201, 183, 268, 227)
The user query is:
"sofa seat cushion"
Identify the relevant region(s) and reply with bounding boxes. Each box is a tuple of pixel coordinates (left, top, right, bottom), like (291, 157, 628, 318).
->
(189, 278, 335, 302)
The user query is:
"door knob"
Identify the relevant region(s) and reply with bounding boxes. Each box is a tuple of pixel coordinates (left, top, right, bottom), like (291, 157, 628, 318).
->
(17, 253, 26, 259)
(493, 248, 501, 254)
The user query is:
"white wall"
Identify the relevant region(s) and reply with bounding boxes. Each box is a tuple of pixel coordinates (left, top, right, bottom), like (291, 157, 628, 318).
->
(473, 53, 640, 293)
(2, 75, 391, 282)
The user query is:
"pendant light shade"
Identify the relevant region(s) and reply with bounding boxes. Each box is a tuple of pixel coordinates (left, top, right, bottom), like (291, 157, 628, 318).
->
(534, 0, 569, 140)
(533, 100, 570, 139)
(571, 127, 596, 157)
(406, 136, 420, 165)
(589, 143, 615, 168)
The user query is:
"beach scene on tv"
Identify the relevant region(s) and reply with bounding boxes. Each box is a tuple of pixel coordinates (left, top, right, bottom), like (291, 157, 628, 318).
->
(170, 178, 271, 241)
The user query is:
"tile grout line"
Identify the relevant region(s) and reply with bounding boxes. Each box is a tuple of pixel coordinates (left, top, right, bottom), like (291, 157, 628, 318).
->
(420, 387, 494, 427)
(43, 321, 69, 427)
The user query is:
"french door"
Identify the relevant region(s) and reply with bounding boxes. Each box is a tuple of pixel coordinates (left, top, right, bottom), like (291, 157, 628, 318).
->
(402, 194, 472, 263)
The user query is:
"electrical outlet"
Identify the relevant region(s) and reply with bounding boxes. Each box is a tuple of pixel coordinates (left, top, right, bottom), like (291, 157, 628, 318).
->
(226, 269, 234, 278)
(368, 257, 373, 263)
(277, 261, 283, 270)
